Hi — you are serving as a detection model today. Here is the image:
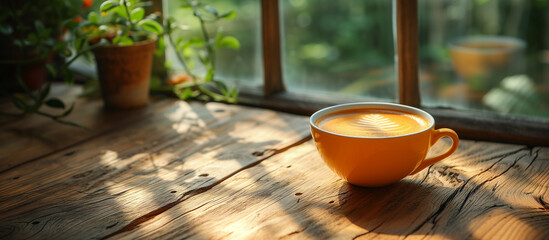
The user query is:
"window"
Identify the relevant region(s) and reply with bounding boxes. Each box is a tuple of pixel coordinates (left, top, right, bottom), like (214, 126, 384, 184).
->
(161, 0, 549, 145)
(281, 0, 395, 100)
(163, 0, 262, 87)
(418, 0, 549, 119)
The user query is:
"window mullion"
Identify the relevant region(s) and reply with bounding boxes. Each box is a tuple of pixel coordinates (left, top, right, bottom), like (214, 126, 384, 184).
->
(261, 0, 285, 96)
(396, 0, 420, 107)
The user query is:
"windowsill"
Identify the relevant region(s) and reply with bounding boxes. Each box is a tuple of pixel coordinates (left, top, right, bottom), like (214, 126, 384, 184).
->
(236, 86, 549, 147)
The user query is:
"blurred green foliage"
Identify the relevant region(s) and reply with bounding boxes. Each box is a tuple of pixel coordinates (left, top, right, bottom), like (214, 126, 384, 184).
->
(163, 0, 549, 117)
(165, 0, 239, 103)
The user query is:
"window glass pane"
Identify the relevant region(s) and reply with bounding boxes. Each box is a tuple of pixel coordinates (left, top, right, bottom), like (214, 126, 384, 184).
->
(419, 0, 549, 118)
(281, 0, 396, 100)
(163, 0, 262, 87)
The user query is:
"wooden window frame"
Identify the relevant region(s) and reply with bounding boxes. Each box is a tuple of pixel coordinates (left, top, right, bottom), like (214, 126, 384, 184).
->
(159, 0, 549, 146)
(255, 0, 549, 146)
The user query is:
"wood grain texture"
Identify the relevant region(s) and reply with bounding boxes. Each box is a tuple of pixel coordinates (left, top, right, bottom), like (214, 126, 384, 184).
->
(0, 100, 311, 239)
(1, 87, 548, 240)
(0, 85, 174, 172)
(113, 140, 549, 240)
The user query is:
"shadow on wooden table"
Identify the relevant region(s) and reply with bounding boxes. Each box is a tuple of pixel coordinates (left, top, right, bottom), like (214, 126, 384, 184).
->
(335, 144, 549, 239)
(338, 181, 452, 237)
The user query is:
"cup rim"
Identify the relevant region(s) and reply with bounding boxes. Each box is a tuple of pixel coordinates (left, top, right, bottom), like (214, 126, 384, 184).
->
(310, 102, 435, 139)
(448, 35, 525, 54)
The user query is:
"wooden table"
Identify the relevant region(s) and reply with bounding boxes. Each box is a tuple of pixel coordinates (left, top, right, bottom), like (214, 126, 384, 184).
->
(1, 86, 549, 239)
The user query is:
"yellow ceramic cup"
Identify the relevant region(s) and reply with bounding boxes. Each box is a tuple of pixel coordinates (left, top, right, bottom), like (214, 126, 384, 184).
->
(310, 102, 459, 187)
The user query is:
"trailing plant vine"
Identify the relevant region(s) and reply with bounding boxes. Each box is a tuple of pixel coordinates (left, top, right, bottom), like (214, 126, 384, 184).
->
(0, 0, 96, 129)
(165, 0, 240, 103)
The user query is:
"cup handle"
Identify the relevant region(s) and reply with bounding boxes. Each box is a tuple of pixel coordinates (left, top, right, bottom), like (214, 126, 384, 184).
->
(410, 128, 459, 175)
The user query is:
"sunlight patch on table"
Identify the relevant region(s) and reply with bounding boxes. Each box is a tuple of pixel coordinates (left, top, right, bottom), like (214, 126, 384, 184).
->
(468, 208, 537, 239)
(227, 114, 300, 145)
(222, 204, 302, 239)
(99, 150, 120, 165)
(163, 102, 207, 134)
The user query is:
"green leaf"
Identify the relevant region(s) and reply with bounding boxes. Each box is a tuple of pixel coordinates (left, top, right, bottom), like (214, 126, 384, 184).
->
(131, 7, 145, 23)
(43, 37, 56, 47)
(59, 102, 75, 117)
(214, 80, 228, 94)
(204, 68, 214, 82)
(179, 3, 192, 8)
(38, 82, 51, 102)
(188, 37, 205, 47)
(53, 41, 67, 52)
(215, 32, 223, 46)
(183, 47, 194, 58)
(166, 17, 176, 28)
(113, 35, 134, 45)
(116, 4, 128, 18)
(219, 11, 236, 19)
(74, 38, 86, 51)
(12, 96, 28, 111)
(88, 12, 99, 24)
(34, 20, 45, 32)
(173, 80, 198, 90)
(205, 5, 219, 17)
(137, 19, 163, 35)
(45, 98, 66, 109)
(100, 0, 120, 13)
(177, 88, 194, 100)
(63, 70, 75, 85)
(64, 20, 79, 30)
(0, 24, 13, 35)
(27, 33, 37, 44)
(13, 39, 23, 47)
(175, 37, 184, 50)
(46, 64, 57, 77)
(218, 36, 240, 49)
(230, 88, 239, 99)
(198, 53, 208, 65)
(187, 59, 195, 69)
(193, 9, 202, 18)
(53, 118, 91, 131)
(155, 37, 165, 55)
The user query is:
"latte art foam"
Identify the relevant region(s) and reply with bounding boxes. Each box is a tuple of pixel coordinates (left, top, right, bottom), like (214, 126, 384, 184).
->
(317, 109, 430, 137)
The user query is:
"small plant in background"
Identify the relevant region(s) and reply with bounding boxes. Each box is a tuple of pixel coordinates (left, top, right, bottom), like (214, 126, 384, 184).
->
(0, 0, 95, 128)
(165, 0, 240, 103)
(76, 0, 164, 109)
(78, 0, 163, 46)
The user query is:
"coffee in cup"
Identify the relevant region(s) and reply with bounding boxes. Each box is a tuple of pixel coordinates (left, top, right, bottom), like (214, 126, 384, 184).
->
(310, 102, 459, 187)
(316, 108, 430, 138)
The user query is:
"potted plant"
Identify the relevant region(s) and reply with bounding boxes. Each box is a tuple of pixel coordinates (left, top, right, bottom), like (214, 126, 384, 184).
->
(164, 0, 239, 103)
(0, 0, 94, 127)
(79, 0, 163, 109)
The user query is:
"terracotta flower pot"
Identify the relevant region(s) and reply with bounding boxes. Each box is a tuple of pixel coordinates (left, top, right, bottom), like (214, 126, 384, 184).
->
(1, 52, 51, 92)
(92, 39, 156, 109)
(449, 36, 525, 93)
